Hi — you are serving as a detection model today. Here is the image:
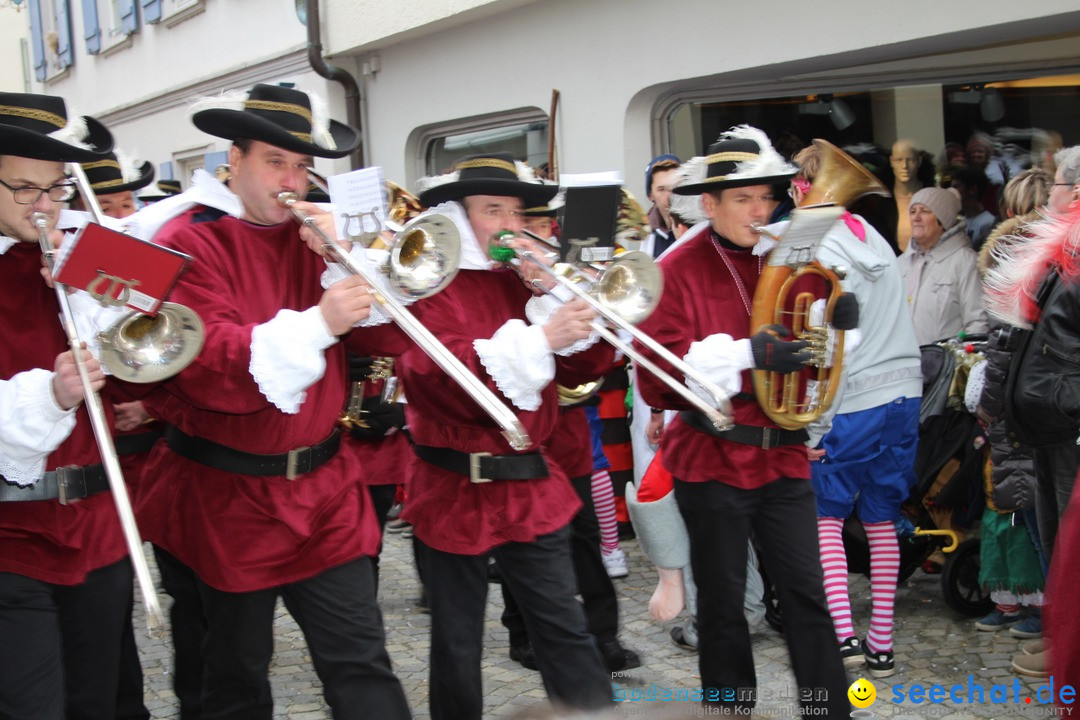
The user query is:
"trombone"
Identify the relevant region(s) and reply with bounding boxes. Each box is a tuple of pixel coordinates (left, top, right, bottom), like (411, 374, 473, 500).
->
(494, 232, 733, 430)
(34, 163, 165, 634)
(276, 191, 532, 450)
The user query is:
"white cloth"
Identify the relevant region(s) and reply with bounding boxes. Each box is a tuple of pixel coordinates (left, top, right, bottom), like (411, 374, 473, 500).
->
(523, 283, 600, 356)
(0, 369, 77, 486)
(683, 333, 754, 406)
(320, 247, 410, 327)
(249, 306, 338, 413)
(123, 169, 244, 241)
(473, 319, 554, 411)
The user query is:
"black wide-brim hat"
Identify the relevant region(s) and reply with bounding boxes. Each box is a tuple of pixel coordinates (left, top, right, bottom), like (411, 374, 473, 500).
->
(0, 92, 114, 162)
(524, 205, 557, 217)
(418, 152, 558, 208)
(80, 152, 155, 195)
(673, 137, 796, 195)
(191, 83, 359, 159)
(157, 179, 181, 195)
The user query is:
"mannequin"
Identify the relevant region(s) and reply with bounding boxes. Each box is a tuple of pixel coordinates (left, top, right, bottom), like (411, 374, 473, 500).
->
(891, 139, 924, 252)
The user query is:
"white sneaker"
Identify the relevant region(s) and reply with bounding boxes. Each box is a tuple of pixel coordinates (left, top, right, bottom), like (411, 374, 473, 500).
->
(603, 548, 628, 578)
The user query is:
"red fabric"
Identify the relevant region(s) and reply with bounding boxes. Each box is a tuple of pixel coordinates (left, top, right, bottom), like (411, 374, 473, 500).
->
(634, 225, 810, 488)
(544, 406, 593, 479)
(1047, 467, 1080, 707)
(349, 430, 412, 486)
(399, 267, 614, 554)
(636, 449, 674, 503)
(0, 242, 127, 585)
(137, 212, 407, 592)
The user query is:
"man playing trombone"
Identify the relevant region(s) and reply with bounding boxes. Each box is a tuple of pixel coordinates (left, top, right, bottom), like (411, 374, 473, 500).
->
(401, 152, 614, 720)
(0, 92, 142, 720)
(635, 126, 853, 717)
(136, 83, 411, 720)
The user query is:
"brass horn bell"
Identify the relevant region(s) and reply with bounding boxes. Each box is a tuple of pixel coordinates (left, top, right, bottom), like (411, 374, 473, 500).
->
(97, 302, 206, 383)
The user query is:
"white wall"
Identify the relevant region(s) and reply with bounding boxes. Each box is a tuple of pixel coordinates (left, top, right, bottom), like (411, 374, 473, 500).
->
(0, 5, 31, 93)
(326, 0, 1080, 199)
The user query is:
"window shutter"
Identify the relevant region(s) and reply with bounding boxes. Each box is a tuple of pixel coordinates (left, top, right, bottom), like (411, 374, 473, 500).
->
(28, 0, 46, 80)
(140, 0, 161, 23)
(159, 161, 174, 180)
(203, 151, 228, 174)
(82, 0, 100, 54)
(54, 0, 73, 68)
(119, 0, 136, 34)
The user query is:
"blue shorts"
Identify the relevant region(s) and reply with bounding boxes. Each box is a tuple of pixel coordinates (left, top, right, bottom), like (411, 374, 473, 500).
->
(811, 397, 919, 523)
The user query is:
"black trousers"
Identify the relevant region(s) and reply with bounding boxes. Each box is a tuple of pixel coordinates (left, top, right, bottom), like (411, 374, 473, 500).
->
(418, 526, 611, 720)
(1034, 441, 1080, 561)
(367, 483, 398, 591)
(675, 477, 850, 718)
(0, 558, 138, 720)
(501, 473, 619, 646)
(154, 545, 206, 720)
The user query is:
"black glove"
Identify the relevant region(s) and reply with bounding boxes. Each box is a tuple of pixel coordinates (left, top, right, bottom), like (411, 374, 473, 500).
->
(831, 292, 860, 331)
(347, 353, 376, 382)
(348, 395, 406, 440)
(750, 325, 811, 374)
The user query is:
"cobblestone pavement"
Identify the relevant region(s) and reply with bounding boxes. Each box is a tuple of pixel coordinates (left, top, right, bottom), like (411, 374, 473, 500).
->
(133, 530, 1063, 720)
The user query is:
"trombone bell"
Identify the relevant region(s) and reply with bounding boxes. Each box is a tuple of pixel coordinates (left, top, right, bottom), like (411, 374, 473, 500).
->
(97, 302, 205, 383)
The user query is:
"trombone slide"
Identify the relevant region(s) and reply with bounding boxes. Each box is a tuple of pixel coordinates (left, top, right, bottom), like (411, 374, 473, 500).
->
(278, 193, 532, 451)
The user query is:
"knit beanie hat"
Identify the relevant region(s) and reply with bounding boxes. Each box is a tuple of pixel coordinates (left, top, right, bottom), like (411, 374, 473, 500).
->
(645, 154, 680, 195)
(910, 187, 961, 230)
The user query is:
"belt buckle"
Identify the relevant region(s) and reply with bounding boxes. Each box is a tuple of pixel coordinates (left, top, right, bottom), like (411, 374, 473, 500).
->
(761, 428, 778, 450)
(469, 452, 493, 484)
(286, 446, 310, 481)
(56, 465, 84, 505)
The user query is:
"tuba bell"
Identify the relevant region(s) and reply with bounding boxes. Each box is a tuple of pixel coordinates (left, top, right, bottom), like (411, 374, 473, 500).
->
(749, 139, 889, 430)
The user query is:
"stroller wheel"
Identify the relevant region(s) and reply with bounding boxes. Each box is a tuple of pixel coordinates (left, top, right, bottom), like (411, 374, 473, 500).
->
(940, 538, 993, 616)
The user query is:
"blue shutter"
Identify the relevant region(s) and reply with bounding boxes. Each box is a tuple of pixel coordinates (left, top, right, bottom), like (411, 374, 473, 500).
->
(54, 0, 73, 68)
(28, 0, 46, 80)
(82, 0, 100, 54)
(203, 151, 228, 174)
(141, 0, 161, 23)
(119, 0, 136, 34)
(159, 161, 173, 180)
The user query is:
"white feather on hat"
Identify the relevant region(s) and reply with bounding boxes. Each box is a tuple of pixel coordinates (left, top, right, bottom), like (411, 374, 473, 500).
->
(306, 90, 336, 151)
(717, 124, 797, 180)
(47, 110, 91, 151)
(114, 149, 143, 183)
(187, 89, 248, 117)
(668, 157, 708, 225)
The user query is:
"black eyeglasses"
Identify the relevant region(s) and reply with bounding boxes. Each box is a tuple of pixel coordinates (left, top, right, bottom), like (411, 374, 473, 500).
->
(1053, 183, 1077, 188)
(0, 177, 77, 205)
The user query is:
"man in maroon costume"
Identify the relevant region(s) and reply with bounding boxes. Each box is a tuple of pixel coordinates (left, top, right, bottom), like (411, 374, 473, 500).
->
(635, 126, 852, 717)
(0, 92, 144, 720)
(400, 152, 614, 720)
(136, 83, 411, 720)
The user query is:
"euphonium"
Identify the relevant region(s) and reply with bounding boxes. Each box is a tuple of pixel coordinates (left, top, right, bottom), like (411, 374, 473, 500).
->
(749, 139, 889, 430)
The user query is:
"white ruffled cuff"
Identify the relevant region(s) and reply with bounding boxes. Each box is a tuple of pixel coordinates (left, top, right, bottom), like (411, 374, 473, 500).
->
(0, 369, 77, 487)
(474, 320, 555, 411)
(524, 292, 600, 356)
(683, 334, 753, 407)
(321, 247, 410, 327)
(250, 307, 338, 413)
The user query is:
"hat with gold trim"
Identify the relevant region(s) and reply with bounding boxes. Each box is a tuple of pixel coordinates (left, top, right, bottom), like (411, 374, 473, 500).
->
(190, 83, 359, 159)
(0, 92, 113, 162)
(673, 125, 796, 195)
(416, 152, 558, 208)
(80, 150, 155, 195)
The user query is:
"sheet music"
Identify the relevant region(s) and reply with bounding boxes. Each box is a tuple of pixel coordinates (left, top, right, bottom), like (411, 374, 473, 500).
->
(560, 171, 624, 187)
(328, 166, 386, 242)
(767, 206, 845, 267)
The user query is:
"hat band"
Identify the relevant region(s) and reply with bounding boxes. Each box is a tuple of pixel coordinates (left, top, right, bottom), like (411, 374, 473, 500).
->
(0, 104, 67, 130)
(704, 151, 759, 165)
(290, 131, 312, 143)
(244, 99, 313, 124)
(82, 159, 121, 171)
(92, 178, 126, 190)
(456, 158, 518, 175)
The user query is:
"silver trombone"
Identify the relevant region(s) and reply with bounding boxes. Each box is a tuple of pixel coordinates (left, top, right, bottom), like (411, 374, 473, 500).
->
(496, 232, 733, 430)
(34, 163, 165, 634)
(276, 191, 532, 450)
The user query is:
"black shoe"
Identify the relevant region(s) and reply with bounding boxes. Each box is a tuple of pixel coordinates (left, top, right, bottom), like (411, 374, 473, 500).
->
(487, 559, 503, 584)
(509, 643, 539, 671)
(600, 640, 642, 672)
(669, 625, 698, 651)
(861, 638, 895, 678)
(415, 588, 429, 614)
(617, 521, 636, 541)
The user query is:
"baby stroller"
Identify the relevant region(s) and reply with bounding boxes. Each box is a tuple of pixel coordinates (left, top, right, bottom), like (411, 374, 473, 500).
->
(761, 336, 992, 633)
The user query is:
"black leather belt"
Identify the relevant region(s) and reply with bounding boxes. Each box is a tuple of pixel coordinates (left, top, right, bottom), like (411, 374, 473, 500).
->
(680, 411, 808, 449)
(413, 444, 549, 484)
(114, 428, 164, 456)
(0, 464, 109, 504)
(164, 426, 341, 480)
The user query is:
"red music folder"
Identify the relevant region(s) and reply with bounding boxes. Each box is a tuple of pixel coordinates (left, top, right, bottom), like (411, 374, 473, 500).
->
(52, 222, 192, 316)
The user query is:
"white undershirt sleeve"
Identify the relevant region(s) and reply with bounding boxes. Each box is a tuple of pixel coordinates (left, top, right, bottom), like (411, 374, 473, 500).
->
(683, 334, 754, 407)
(0, 369, 77, 487)
(250, 306, 338, 414)
(474, 319, 555, 412)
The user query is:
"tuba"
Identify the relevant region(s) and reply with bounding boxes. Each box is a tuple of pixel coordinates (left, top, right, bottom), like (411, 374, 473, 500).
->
(749, 139, 889, 430)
